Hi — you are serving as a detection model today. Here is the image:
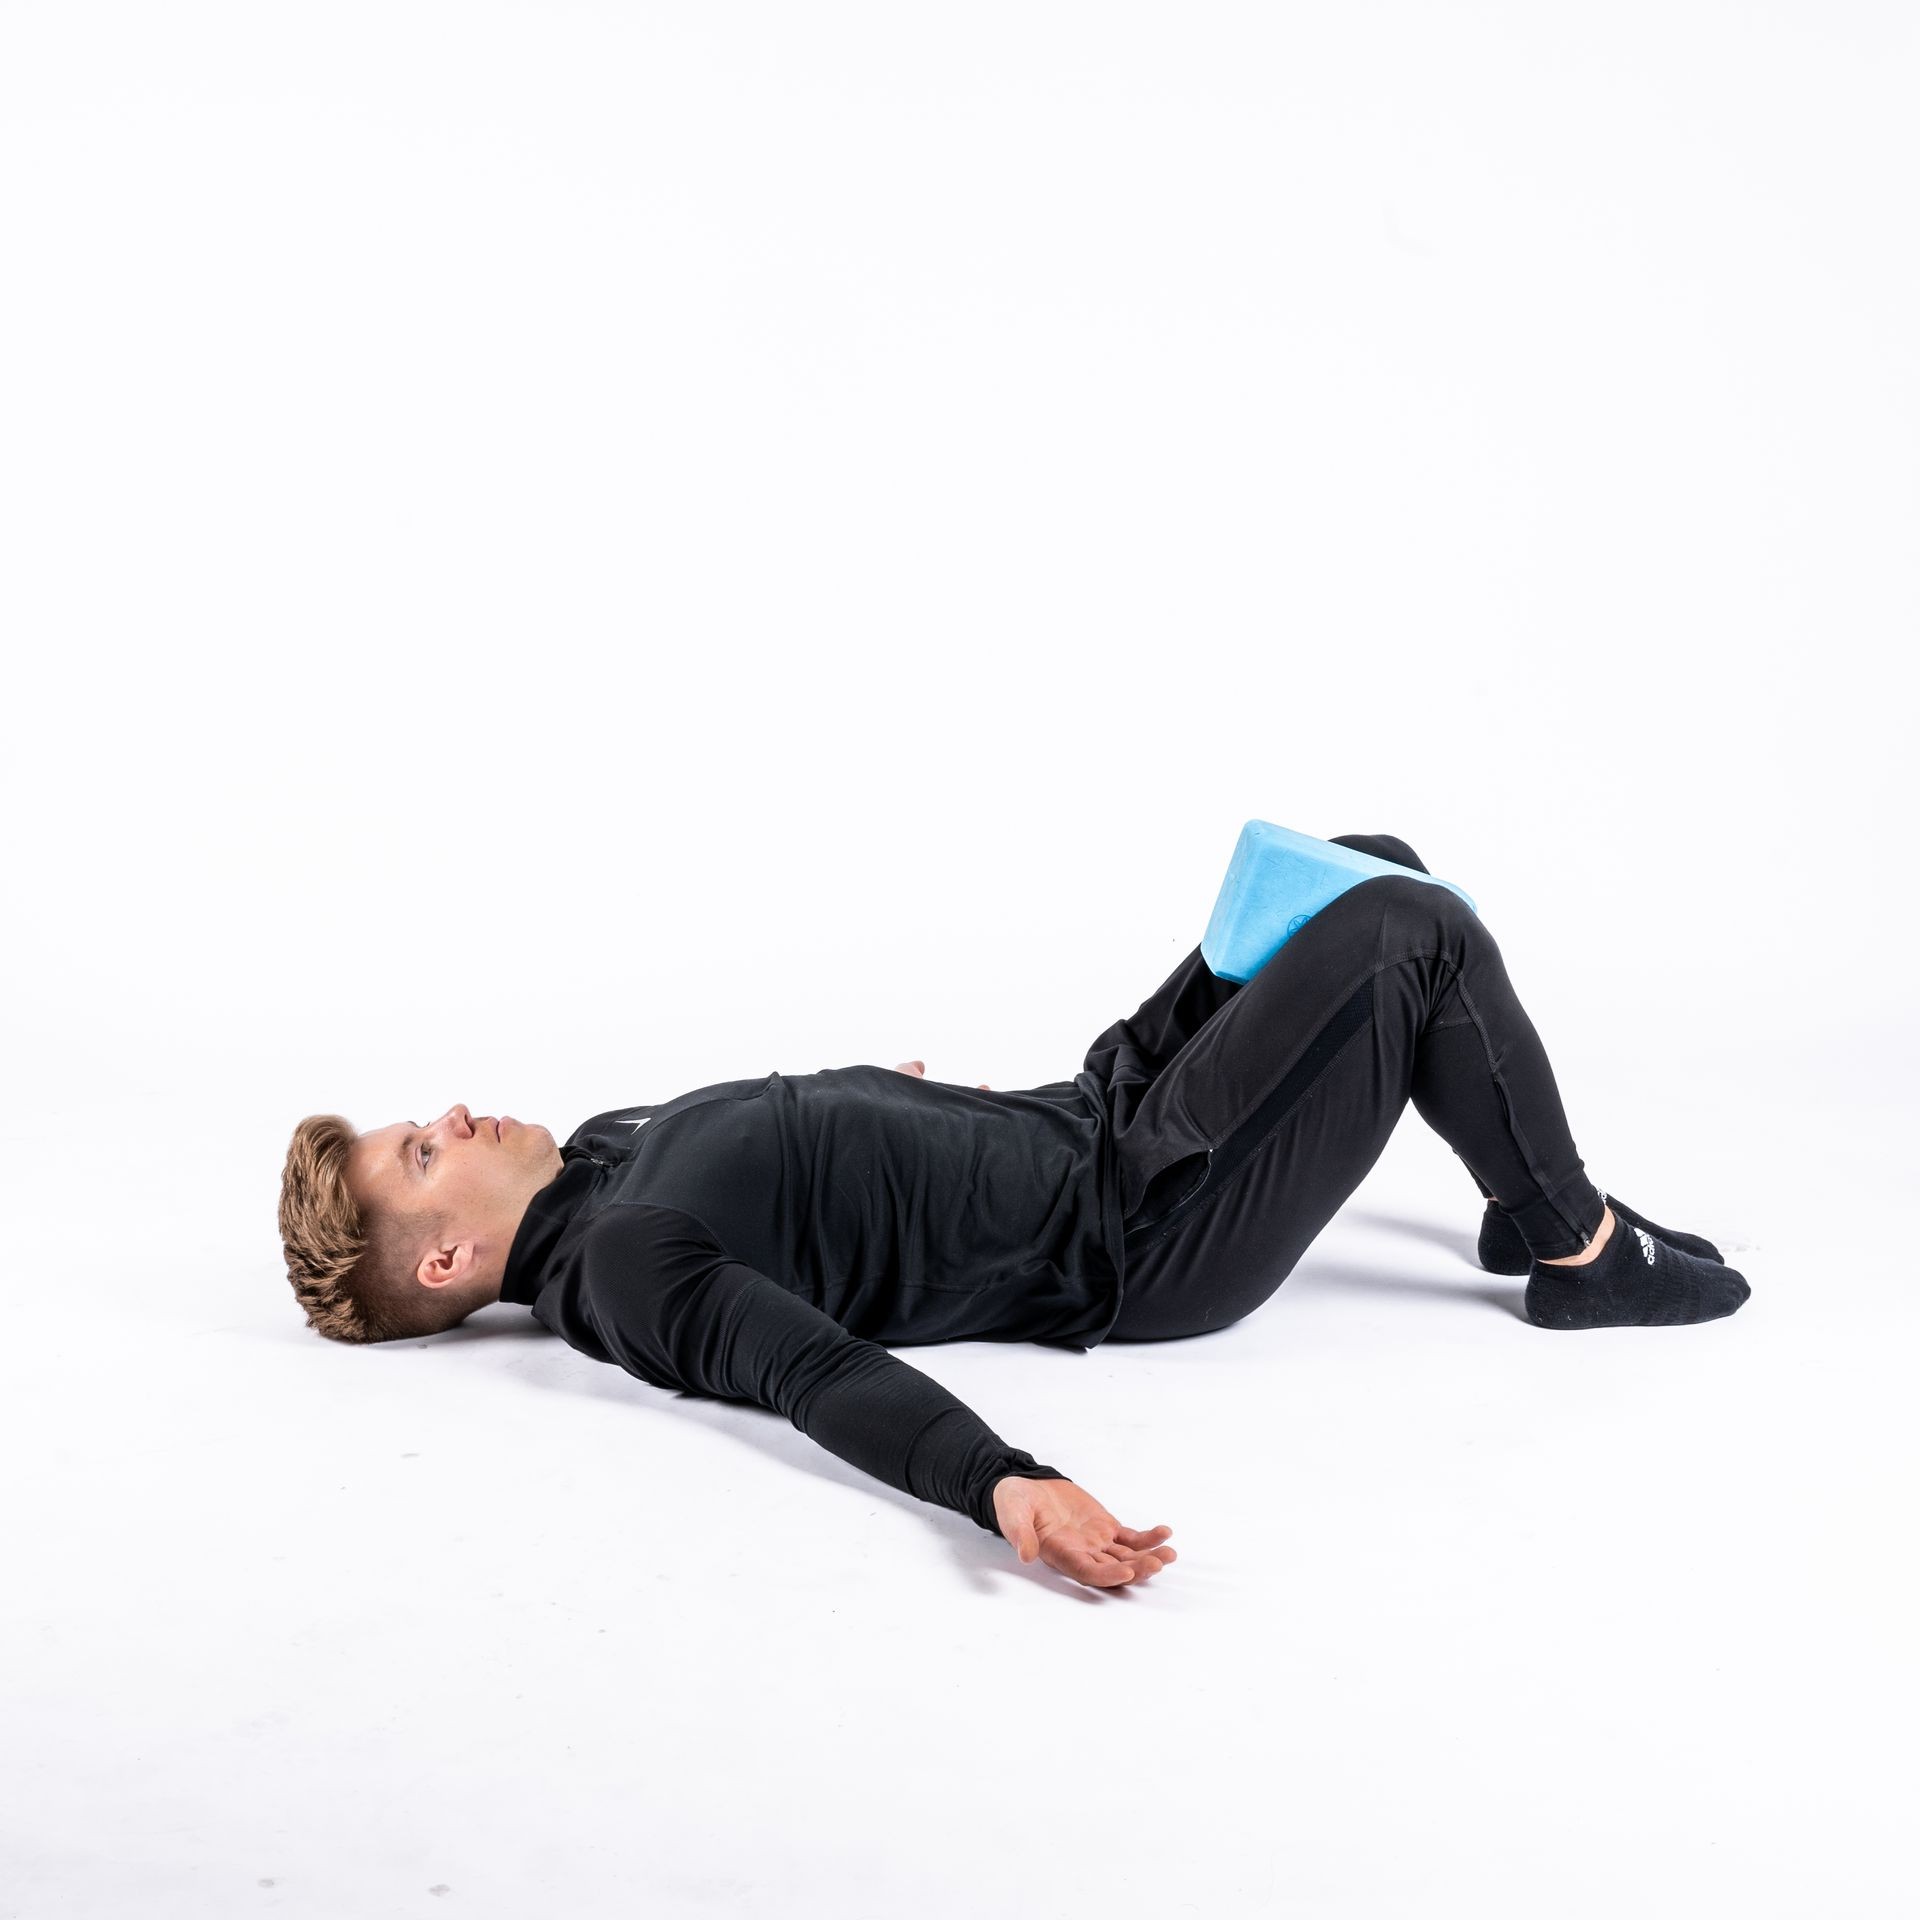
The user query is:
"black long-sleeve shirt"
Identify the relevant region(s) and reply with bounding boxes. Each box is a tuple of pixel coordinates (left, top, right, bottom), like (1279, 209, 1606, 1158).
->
(497, 1065, 1130, 1534)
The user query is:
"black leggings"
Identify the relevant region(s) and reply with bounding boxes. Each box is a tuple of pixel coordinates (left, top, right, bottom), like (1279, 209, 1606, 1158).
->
(1084, 833, 1608, 1342)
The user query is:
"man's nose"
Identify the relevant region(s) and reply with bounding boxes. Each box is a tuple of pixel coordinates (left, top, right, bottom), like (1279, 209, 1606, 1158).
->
(435, 1104, 474, 1138)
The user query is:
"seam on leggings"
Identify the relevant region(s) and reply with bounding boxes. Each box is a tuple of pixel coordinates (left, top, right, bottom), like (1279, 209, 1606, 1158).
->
(1125, 1009, 1375, 1253)
(1126, 976, 1375, 1252)
(1144, 943, 1589, 1255)
(1196, 943, 1439, 1149)
(1445, 966, 1592, 1250)
(1376, 940, 1589, 1243)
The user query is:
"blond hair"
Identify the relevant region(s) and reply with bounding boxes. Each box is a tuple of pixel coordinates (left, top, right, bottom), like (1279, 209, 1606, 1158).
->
(277, 1114, 450, 1344)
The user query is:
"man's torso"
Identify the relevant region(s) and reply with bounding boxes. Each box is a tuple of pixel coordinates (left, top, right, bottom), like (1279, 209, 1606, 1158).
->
(558, 1063, 1126, 1349)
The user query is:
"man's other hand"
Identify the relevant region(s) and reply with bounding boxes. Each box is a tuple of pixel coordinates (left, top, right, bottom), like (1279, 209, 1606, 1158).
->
(892, 1059, 992, 1090)
(991, 1477, 1177, 1589)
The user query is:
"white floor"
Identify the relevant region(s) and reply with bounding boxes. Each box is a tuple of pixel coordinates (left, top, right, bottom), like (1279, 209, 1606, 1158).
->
(4, 5, 1915, 1913)
(7, 1070, 1911, 1919)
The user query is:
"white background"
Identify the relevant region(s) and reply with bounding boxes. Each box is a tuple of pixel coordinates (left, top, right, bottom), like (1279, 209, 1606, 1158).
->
(3, 4, 1915, 1916)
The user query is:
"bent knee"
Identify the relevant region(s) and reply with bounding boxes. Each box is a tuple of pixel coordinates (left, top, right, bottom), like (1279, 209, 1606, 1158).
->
(1353, 871, 1483, 940)
(1330, 831, 1430, 874)
(1371, 833, 1430, 874)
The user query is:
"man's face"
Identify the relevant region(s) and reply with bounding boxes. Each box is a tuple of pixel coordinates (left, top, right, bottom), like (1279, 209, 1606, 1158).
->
(346, 1104, 564, 1302)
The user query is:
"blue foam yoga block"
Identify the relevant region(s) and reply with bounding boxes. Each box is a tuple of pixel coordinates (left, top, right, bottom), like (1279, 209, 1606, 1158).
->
(1201, 820, 1479, 984)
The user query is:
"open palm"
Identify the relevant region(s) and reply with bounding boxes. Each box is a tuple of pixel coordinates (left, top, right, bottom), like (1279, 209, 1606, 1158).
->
(992, 1476, 1177, 1589)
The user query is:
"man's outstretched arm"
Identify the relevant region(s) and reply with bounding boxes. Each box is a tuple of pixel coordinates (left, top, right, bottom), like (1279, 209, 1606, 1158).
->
(575, 1202, 1175, 1586)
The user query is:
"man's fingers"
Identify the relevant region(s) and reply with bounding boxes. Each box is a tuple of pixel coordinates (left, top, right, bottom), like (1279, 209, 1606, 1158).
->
(1018, 1517, 1178, 1591)
(1046, 1541, 1138, 1588)
(1095, 1537, 1177, 1582)
(1048, 1541, 1134, 1587)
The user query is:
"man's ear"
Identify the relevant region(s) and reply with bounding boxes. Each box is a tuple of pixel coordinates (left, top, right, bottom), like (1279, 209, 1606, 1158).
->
(416, 1238, 478, 1291)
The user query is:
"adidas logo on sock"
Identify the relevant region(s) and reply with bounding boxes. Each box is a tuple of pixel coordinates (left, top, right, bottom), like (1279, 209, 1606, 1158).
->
(1632, 1225, 1656, 1265)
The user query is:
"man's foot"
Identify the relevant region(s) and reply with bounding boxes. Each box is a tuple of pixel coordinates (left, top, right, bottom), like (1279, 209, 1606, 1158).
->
(1524, 1211, 1750, 1329)
(1479, 1190, 1724, 1276)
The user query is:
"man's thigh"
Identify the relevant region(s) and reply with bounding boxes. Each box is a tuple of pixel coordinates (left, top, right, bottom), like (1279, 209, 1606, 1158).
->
(1108, 970, 1410, 1338)
(1110, 877, 1439, 1183)
(1103, 875, 1454, 1335)
(1083, 832, 1433, 1217)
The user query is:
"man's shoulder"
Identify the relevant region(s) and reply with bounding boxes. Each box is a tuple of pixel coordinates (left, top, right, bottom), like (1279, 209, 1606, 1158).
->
(578, 1197, 736, 1280)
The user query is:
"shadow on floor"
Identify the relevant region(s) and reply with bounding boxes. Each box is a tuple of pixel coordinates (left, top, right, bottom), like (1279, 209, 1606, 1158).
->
(459, 1309, 1147, 1595)
(1292, 1253, 1526, 1321)
(1300, 1207, 1528, 1320)
(1340, 1205, 1483, 1270)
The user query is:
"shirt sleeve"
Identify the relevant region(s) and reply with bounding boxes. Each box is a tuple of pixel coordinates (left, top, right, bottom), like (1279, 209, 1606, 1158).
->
(577, 1202, 1070, 1535)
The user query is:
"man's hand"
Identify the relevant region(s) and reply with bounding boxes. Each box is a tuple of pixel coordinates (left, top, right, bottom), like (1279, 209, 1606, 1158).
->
(991, 1476, 1177, 1589)
(893, 1059, 992, 1091)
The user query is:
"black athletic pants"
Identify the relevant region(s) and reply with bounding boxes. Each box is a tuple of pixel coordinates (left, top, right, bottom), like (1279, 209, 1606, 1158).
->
(1084, 833, 1608, 1342)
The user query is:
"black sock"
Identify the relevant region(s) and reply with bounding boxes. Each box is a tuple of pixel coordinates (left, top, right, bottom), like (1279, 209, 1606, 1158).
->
(1524, 1215, 1750, 1330)
(1479, 1189, 1723, 1276)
